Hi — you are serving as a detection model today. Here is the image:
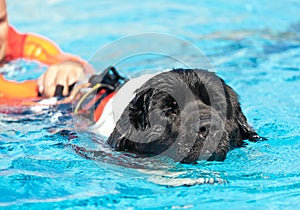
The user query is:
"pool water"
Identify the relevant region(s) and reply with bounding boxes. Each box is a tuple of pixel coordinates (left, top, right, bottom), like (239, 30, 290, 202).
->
(1, 0, 300, 209)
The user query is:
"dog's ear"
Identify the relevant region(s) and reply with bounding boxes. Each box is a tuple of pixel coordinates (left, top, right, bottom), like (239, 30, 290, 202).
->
(107, 88, 155, 150)
(128, 88, 154, 131)
(108, 85, 182, 155)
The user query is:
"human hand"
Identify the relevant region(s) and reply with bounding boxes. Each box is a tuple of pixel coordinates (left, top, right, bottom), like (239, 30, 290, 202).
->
(37, 61, 85, 98)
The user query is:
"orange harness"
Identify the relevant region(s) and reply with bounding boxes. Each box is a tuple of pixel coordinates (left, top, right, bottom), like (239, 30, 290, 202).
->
(0, 26, 84, 100)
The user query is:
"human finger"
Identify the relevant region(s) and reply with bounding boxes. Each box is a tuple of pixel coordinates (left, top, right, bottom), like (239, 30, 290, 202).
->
(37, 74, 45, 94)
(43, 66, 59, 97)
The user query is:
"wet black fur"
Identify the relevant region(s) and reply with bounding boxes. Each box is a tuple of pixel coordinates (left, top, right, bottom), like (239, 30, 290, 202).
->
(107, 69, 262, 163)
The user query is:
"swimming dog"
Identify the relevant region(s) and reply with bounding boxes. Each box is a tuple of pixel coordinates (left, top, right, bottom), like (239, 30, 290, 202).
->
(75, 67, 262, 163)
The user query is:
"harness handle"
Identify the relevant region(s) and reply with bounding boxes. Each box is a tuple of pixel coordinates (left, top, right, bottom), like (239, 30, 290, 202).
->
(88, 66, 128, 92)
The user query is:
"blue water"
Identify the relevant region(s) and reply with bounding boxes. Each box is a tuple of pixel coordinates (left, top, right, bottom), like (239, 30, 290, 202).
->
(1, 0, 300, 209)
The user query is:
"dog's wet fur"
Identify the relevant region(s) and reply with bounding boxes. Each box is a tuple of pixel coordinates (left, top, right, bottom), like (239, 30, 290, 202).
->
(107, 69, 262, 163)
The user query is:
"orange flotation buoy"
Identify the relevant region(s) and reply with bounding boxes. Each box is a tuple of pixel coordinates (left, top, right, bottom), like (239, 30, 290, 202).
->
(0, 26, 86, 101)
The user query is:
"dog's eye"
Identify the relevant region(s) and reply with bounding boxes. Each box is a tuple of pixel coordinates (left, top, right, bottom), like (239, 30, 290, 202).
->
(163, 107, 174, 116)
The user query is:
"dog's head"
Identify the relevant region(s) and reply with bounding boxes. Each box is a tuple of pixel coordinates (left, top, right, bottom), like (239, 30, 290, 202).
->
(107, 69, 260, 163)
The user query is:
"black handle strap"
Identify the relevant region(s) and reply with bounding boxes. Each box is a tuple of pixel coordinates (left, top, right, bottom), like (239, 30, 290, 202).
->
(54, 83, 76, 97)
(88, 66, 128, 92)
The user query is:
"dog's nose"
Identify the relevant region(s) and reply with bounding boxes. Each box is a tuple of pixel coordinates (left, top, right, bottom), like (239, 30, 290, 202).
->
(193, 119, 210, 139)
(198, 125, 209, 139)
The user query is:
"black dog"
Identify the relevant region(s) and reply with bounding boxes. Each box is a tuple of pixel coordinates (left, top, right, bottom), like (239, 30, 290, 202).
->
(107, 68, 261, 164)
